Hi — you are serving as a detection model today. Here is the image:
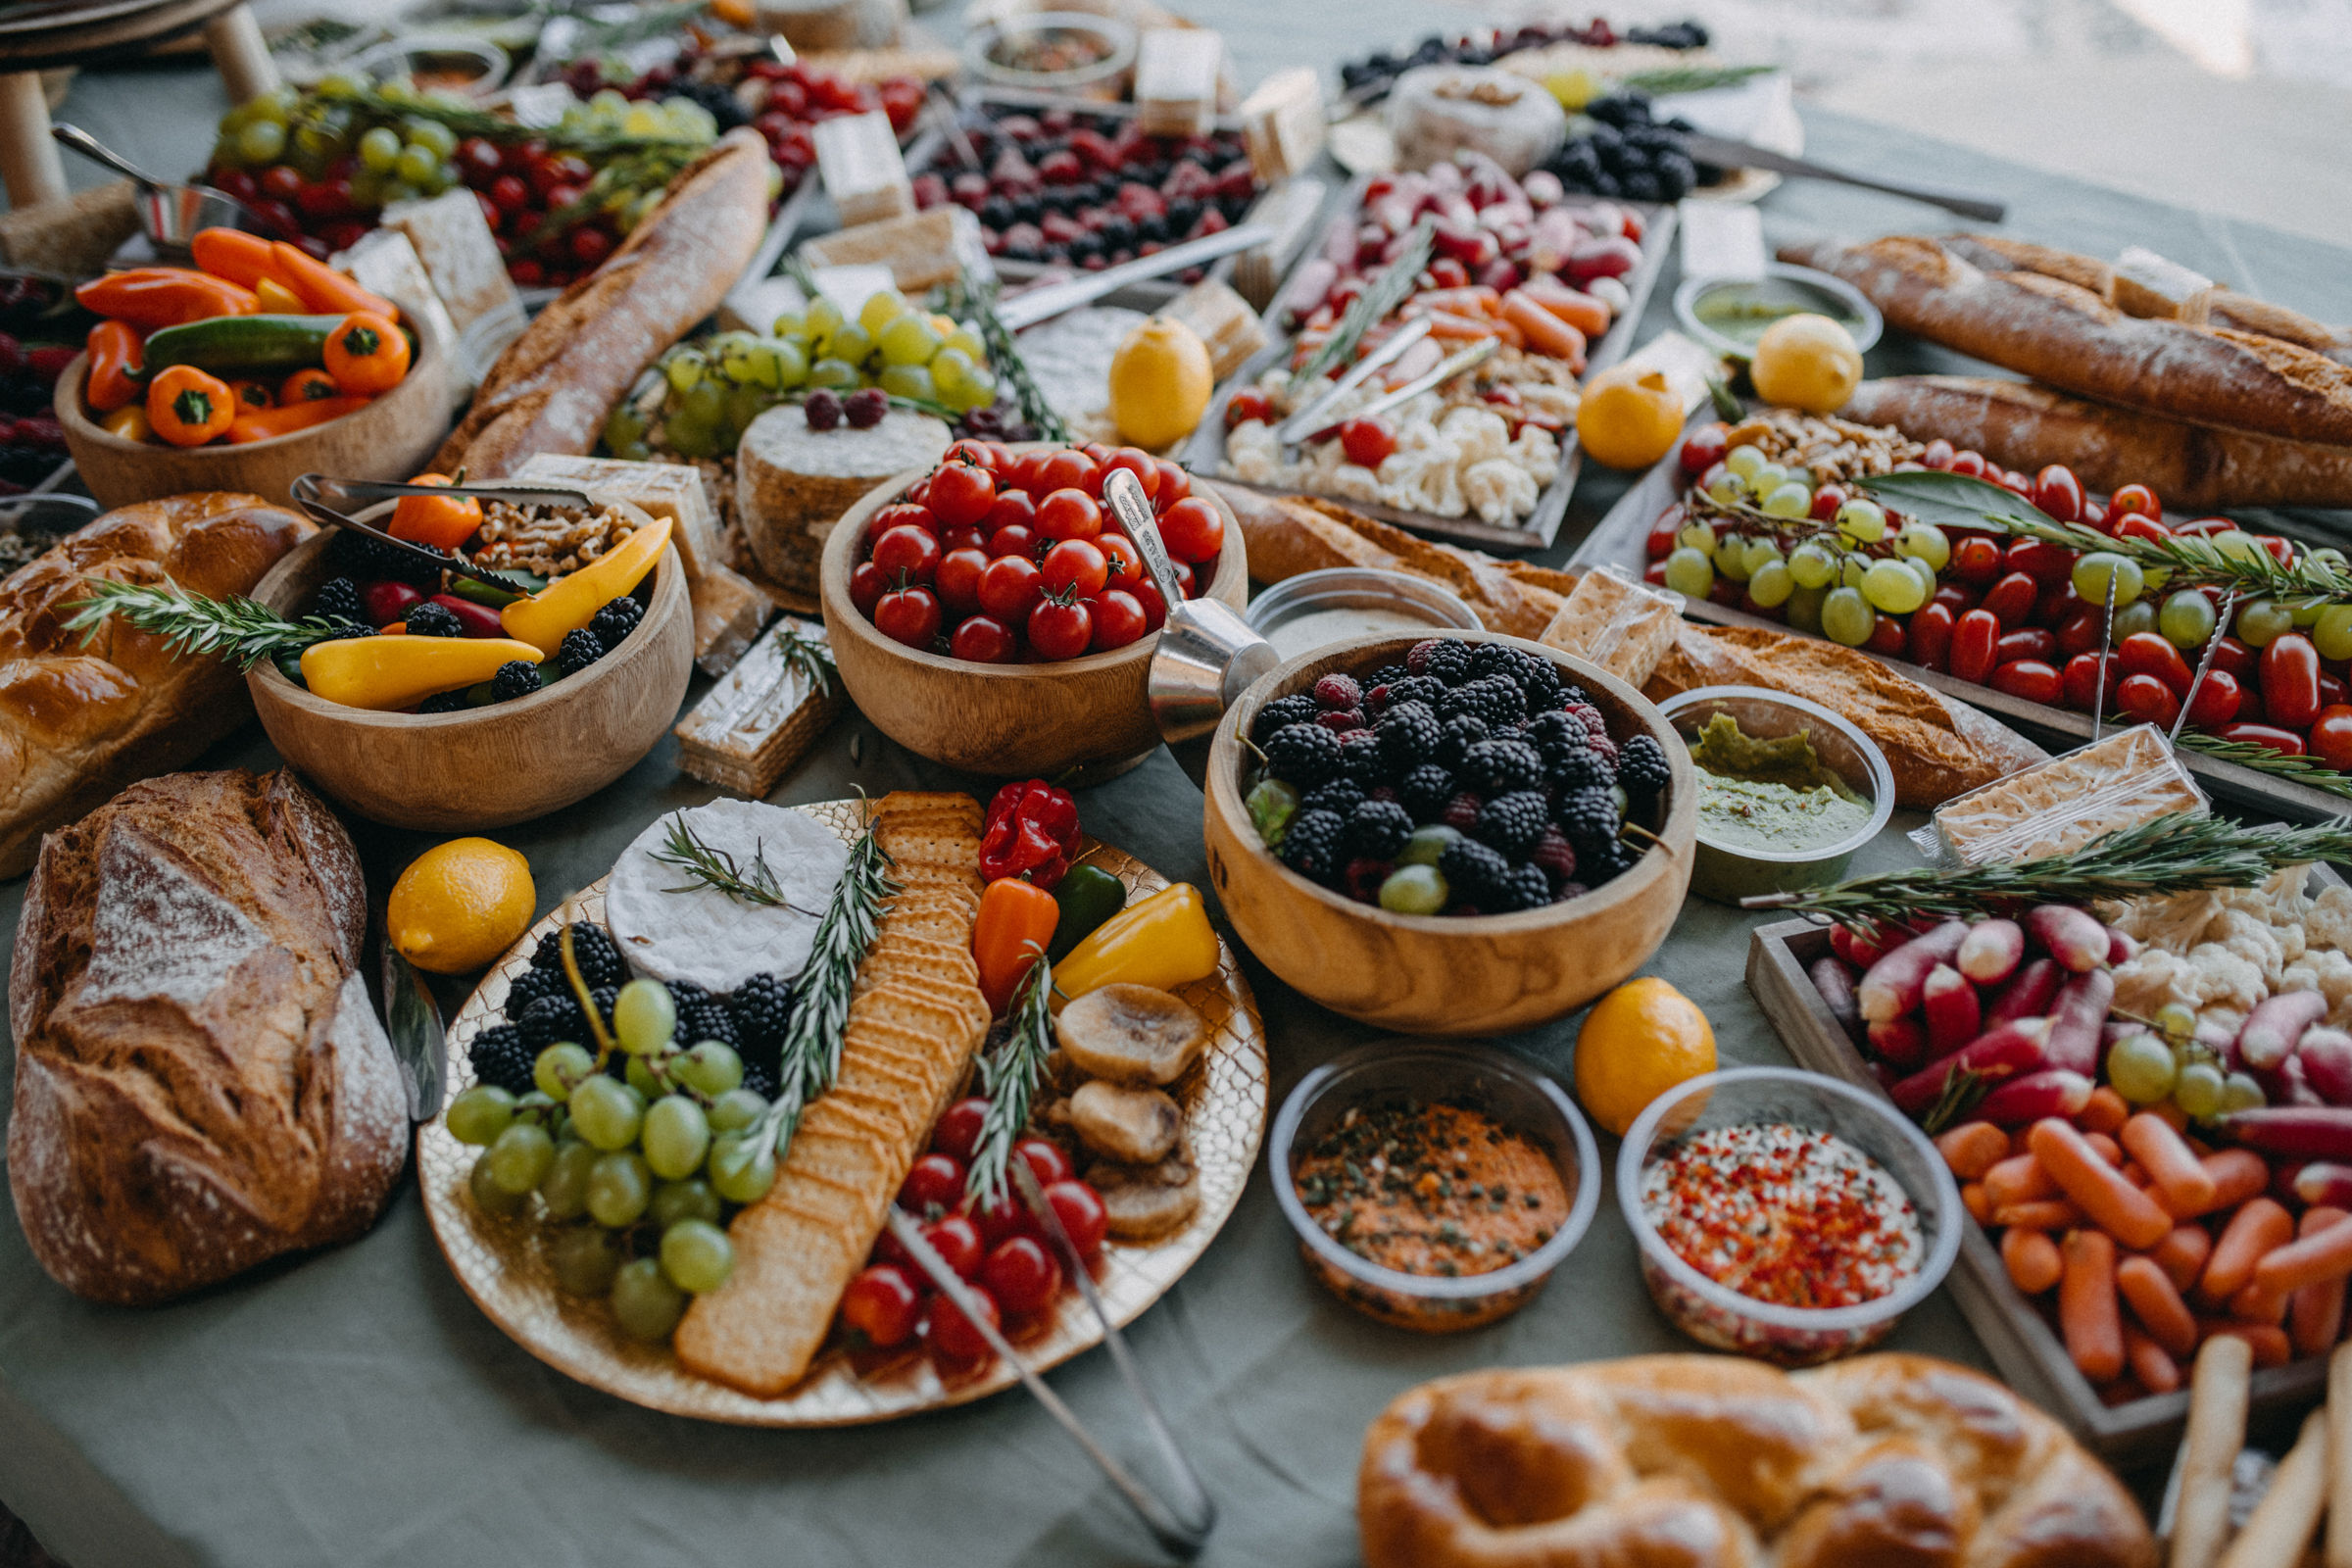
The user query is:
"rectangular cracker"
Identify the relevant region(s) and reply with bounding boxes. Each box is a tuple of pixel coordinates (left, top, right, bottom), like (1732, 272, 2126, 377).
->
(673, 1205, 860, 1397)
(784, 1129, 892, 1195)
(873, 789, 982, 820)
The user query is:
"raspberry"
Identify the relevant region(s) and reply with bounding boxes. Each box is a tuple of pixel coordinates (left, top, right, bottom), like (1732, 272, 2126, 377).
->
(1585, 733, 1620, 772)
(1530, 827, 1579, 887)
(1313, 709, 1367, 735)
(805, 388, 843, 429)
(845, 387, 888, 428)
(1440, 791, 1483, 832)
(1566, 703, 1606, 736)
(1311, 672, 1362, 710)
(1342, 857, 1394, 903)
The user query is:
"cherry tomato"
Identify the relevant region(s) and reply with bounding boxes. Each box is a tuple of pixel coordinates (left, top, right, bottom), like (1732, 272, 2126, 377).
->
(1224, 387, 1273, 428)
(1028, 595, 1095, 661)
(840, 1263, 922, 1348)
(1034, 448, 1097, 498)
(934, 1098, 989, 1162)
(2117, 631, 2194, 697)
(1933, 582, 1979, 615)
(1989, 659, 2063, 704)
(1866, 613, 1908, 658)
(2109, 482, 2160, 521)
(1947, 535, 2003, 586)
(934, 547, 989, 617)
(1678, 423, 1727, 476)
(1041, 539, 1109, 600)
(2115, 672, 2181, 727)
(2185, 668, 2242, 728)
(2261, 534, 2296, 566)
(1097, 532, 1146, 590)
(2081, 501, 2107, 530)
(1994, 627, 2057, 665)
(1921, 438, 1954, 469)
(982, 488, 1036, 538)
(850, 560, 888, 616)
(1907, 603, 1956, 671)
(1103, 446, 1159, 500)
(2034, 582, 2083, 629)
(1947, 450, 1987, 479)
(2032, 465, 2083, 523)
(978, 555, 1044, 623)
(1981, 572, 2039, 629)
(1088, 589, 1149, 651)
(900, 1152, 965, 1214)
(1037, 487, 1102, 542)
(1167, 559, 1196, 599)
(2004, 539, 2078, 585)
(989, 522, 1041, 561)
(871, 523, 941, 585)
(2217, 721, 2304, 756)
(1808, 483, 1847, 523)
(1950, 609, 2000, 685)
(2209, 635, 2258, 683)
(927, 459, 997, 529)
(1008, 449, 1049, 495)
(865, 500, 938, 549)
(2175, 516, 2233, 539)
(874, 583, 941, 649)
(1339, 416, 1397, 468)
(2311, 705, 2352, 770)
(1129, 574, 1168, 630)
(1153, 461, 1191, 508)
(949, 612, 1018, 663)
(925, 1287, 1000, 1363)
(2112, 512, 2172, 544)
(1014, 1138, 1074, 1186)
(2324, 672, 2347, 711)
(981, 1236, 1062, 1317)
(922, 1214, 985, 1278)
(2055, 609, 2105, 661)
(2263, 632, 2324, 730)
(1157, 497, 1225, 563)
(1044, 1180, 1108, 1259)
(2062, 653, 2112, 712)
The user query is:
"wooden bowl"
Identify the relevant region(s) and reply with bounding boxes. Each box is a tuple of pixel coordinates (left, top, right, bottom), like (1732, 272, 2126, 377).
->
(56, 342, 453, 510)
(243, 514, 694, 832)
(1202, 632, 1697, 1037)
(818, 464, 1247, 777)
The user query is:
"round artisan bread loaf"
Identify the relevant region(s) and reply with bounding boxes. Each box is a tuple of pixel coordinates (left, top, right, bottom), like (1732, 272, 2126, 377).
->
(1358, 1352, 2155, 1568)
(8, 767, 408, 1305)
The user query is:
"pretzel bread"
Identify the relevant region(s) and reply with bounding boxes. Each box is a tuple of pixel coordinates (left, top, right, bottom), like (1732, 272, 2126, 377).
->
(1359, 1353, 2155, 1568)
(1778, 235, 2352, 445)
(0, 493, 309, 878)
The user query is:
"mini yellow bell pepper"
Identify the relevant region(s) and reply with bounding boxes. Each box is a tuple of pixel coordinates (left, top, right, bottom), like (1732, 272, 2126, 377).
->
(300, 634, 544, 710)
(1051, 883, 1219, 1004)
(500, 514, 672, 656)
(102, 404, 152, 442)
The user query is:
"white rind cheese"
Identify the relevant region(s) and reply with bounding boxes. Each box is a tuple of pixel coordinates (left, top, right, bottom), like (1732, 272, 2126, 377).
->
(605, 800, 850, 993)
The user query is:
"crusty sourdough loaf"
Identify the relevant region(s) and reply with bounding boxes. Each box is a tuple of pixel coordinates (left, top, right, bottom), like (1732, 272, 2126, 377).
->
(0, 492, 310, 878)
(8, 768, 407, 1304)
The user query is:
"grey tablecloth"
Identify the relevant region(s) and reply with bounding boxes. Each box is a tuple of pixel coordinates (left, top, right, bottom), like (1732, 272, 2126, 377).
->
(10, 19, 2352, 1566)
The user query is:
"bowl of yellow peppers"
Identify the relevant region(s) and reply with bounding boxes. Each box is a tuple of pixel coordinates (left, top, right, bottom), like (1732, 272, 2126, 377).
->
(242, 489, 693, 831)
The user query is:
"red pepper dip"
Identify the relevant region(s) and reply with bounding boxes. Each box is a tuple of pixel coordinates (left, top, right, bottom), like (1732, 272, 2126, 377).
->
(1294, 1100, 1568, 1278)
(1639, 1122, 1924, 1309)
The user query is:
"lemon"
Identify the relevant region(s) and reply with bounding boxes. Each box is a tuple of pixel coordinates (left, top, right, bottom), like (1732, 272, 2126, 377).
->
(1573, 976, 1717, 1136)
(1107, 316, 1213, 451)
(1748, 313, 1863, 415)
(1574, 366, 1684, 470)
(388, 838, 536, 974)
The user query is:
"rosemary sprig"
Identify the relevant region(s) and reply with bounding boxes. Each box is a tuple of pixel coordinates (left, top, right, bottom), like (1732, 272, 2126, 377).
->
(1295, 219, 1434, 385)
(2168, 729, 2352, 801)
(963, 948, 1056, 1205)
(61, 577, 354, 671)
(770, 619, 838, 698)
(956, 265, 1070, 444)
(1919, 1065, 1989, 1137)
(651, 814, 821, 913)
(1619, 63, 1779, 96)
(765, 808, 900, 1155)
(1746, 810, 2352, 927)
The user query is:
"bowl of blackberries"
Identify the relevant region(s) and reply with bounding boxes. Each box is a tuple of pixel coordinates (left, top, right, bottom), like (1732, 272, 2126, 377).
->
(1201, 632, 1695, 1037)
(245, 501, 695, 832)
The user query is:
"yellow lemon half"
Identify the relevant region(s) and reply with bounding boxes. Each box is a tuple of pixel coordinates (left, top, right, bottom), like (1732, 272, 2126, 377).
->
(1573, 976, 1717, 1137)
(1574, 365, 1685, 470)
(388, 837, 536, 974)
(1749, 312, 1863, 415)
(1107, 316, 1213, 451)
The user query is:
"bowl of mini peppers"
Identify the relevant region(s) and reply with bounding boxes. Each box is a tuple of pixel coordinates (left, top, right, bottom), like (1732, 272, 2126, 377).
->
(56, 227, 448, 508)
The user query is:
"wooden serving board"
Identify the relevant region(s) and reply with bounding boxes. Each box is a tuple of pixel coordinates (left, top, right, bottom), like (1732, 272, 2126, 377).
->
(1179, 171, 1676, 553)
(1748, 917, 2328, 1464)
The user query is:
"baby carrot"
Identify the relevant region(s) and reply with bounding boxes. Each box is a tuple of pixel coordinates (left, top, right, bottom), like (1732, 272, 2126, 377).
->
(2084, 1131, 2124, 1167)
(2061, 1229, 2126, 1383)
(2198, 1319, 2292, 1368)
(2289, 1207, 2349, 1358)
(1995, 1200, 2085, 1231)
(2122, 1112, 2220, 1217)
(1962, 1182, 1992, 1225)
(2125, 1324, 2183, 1394)
(2199, 1197, 2295, 1305)
(1984, 1152, 2059, 1210)
(2079, 1085, 2131, 1137)
(2228, 1279, 2289, 1326)
(2030, 1117, 2174, 1250)
(2252, 1205, 2352, 1297)
(2200, 1150, 2271, 1214)
(2152, 1226, 2213, 1298)
(2002, 1227, 2063, 1294)
(2118, 1253, 2199, 1356)
(1937, 1122, 2009, 1181)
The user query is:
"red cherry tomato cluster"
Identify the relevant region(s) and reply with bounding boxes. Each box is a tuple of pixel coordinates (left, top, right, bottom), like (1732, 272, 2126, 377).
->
(836, 1097, 1110, 1365)
(854, 441, 1222, 662)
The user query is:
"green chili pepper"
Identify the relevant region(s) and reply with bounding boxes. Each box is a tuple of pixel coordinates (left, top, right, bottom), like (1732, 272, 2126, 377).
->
(449, 574, 529, 609)
(1049, 863, 1128, 959)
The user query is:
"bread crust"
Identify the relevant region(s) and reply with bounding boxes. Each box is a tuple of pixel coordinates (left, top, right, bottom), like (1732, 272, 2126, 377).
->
(7, 768, 406, 1304)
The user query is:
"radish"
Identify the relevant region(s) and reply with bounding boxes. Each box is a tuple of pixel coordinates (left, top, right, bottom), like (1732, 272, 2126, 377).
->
(2298, 1027, 2352, 1105)
(1828, 922, 1891, 971)
(2295, 1162, 2352, 1208)
(2235, 991, 2329, 1071)
(1869, 1015, 1930, 1070)
(2107, 927, 2140, 963)
(1985, 957, 2064, 1027)
(2045, 969, 2116, 1076)
(2217, 1106, 2352, 1159)
(1808, 956, 1866, 1049)
(1890, 1017, 2052, 1114)
(1976, 1069, 2093, 1128)
(1956, 919, 2024, 985)
(1857, 921, 1971, 1024)
(2025, 905, 2110, 973)
(1921, 964, 1981, 1057)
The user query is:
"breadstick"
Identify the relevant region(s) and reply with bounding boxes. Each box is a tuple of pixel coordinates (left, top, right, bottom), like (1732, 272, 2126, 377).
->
(2220, 1408, 2326, 1568)
(2328, 1341, 2352, 1568)
(2174, 1335, 2254, 1568)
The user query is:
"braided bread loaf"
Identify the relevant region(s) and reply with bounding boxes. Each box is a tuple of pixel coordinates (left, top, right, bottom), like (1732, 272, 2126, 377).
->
(1359, 1353, 2154, 1568)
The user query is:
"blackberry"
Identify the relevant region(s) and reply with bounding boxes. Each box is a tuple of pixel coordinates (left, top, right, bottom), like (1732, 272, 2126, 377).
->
(1582, 839, 1636, 887)
(1546, 745, 1612, 793)
(727, 972, 795, 1054)
(1524, 709, 1589, 760)
(1460, 738, 1544, 793)
(1557, 683, 1592, 711)
(669, 980, 739, 1047)
(515, 993, 588, 1050)
(1375, 701, 1440, 773)
(417, 690, 471, 713)
(1409, 638, 1475, 685)
(314, 575, 365, 624)
(1437, 675, 1525, 727)
(1337, 731, 1391, 786)
(1279, 808, 1347, 883)
(490, 661, 542, 703)
(1473, 791, 1549, 856)
(1368, 663, 1408, 689)
(1530, 827, 1579, 887)
(1398, 763, 1457, 822)
(1300, 778, 1365, 818)
(557, 627, 606, 677)
(1469, 641, 1542, 694)
(1438, 836, 1510, 901)
(1435, 714, 1491, 769)
(1619, 734, 1672, 800)
(742, 1058, 782, 1101)
(1584, 733, 1621, 774)
(590, 595, 644, 650)
(530, 921, 625, 987)
(1253, 693, 1318, 742)
(468, 1024, 535, 1095)
(404, 601, 464, 638)
(1346, 799, 1414, 859)
(1386, 674, 1446, 710)
(1554, 787, 1622, 851)
(327, 527, 444, 587)
(1311, 672, 1362, 710)
(662, 77, 750, 130)
(1261, 721, 1342, 787)
(1487, 862, 1553, 913)
(503, 965, 571, 1014)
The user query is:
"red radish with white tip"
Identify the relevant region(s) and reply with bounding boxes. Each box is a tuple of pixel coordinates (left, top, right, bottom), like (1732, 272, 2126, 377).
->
(1857, 921, 1971, 1024)
(2295, 1162, 2352, 1208)
(1977, 1069, 2093, 1128)
(1828, 922, 1891, 971)
(2107, 927, 2140, 964)
(1956, 919, 2024, 985)
(2026, 905, 2111, 973)
(1869, 1015, 1930, 1070)
(2046, 969, 2117, 1076)
(2297, 1027, 2352, 1105)
(1921, 964, 1981, 1056)
(1985, 957, 2064, 1028)
(2218, 1106, 2352, 1159)
(1891, 1017, 2051, 1114)
(2236, 991, 2330, 1071)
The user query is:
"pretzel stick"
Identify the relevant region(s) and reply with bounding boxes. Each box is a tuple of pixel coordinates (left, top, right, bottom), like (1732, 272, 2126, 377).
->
(2328, 1341, 2352, 1568)
(2220, 1408, 2326, 1568)
(2176, 1335, 2255, 1568)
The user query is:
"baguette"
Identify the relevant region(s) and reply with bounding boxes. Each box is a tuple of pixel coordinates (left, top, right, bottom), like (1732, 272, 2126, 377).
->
(433, 129, 770, 477)
(1779, 234, 2352, 445)
(1842, 375, 2352, 511)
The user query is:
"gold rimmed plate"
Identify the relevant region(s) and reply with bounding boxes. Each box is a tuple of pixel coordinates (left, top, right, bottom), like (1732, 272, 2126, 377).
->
(416, 799, 1269, 1426)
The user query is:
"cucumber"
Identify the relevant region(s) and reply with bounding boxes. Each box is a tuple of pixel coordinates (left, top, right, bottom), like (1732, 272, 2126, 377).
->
(141, 315, 343, 376)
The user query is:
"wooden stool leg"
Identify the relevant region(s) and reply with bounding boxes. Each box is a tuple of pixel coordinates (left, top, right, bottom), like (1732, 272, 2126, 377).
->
(203, 4, 279, 104)
(0, 71, 67, 208)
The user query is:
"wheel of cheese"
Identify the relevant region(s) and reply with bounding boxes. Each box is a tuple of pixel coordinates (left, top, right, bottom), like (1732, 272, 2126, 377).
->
(1385, 65, 1567, 177)
(735, 405, 953, 593)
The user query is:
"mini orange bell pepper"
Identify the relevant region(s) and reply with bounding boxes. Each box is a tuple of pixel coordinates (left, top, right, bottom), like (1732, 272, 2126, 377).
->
(189, 227, 283, 291)
(224, 395, 368, 445)
(322, 312, 410, 395)
(102, 405, 152, 442)
(83, 320, 145, 413)
(281, 367, 340, 403)
(76, 268, 257, 331)
(147, 365, 235, 446)
(270, 242, 397, 321)
(972, 877, 1061, 1016)
(227, 378, 273, 413)
(391, 471, 484, 549)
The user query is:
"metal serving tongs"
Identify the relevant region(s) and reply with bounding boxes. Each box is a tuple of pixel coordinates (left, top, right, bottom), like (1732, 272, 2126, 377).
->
(1292, 337, 1498, 446)
(289, 473, 591, 595)
(996, 223, 1279, 331)
(883, 1162, 1216, 1558)
(1102, 468, 1275, 748)
(1274, 315, 1432, 452)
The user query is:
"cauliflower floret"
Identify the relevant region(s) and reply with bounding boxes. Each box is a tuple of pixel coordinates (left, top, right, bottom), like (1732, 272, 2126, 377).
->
(2308, 884, 2352, 956)
(1437, 406, 1510, 466)
(1518, 383, 1577, 424)
(1224, 420, 1279, 483)
(1326, 462, 1383, 503)
(1507, 422, 1561, 476)
(2213, 909, 2289, 989)
(1463, 457, 1539, 524)
(2306, 949, 2352, 1027)
(2184, 943, 2270, 1021)
(2113, 949, 2199, 1023)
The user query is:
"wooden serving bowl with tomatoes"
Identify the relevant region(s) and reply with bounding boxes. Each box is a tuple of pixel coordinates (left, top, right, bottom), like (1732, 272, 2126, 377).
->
(819, 442, 1248, 778)
(244, 498, 694, 832)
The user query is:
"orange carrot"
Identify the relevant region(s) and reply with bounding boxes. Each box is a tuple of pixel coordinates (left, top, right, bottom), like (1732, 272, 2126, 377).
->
(1938, 1122, 2010, 1181)
(2197, 1319, 2292, 1368)
(2122, 1112, 2219, 1217)
(2251, 1204, 2352, 1297)
(2122, 1160, 2149, 1189)
(189, 227, 285, 291)
(2117, 1253, 2199, 1355)
(2227, 1279, 2289, 1325)
(2084, 1131, 2124, 1167)
(2079, 1086, 2130, 1136)
(2124, 1324, 2182, 1393)
(1499, 290, 1588, 367)
(2152, 1225, 2215, 1295)
(1961, 1182, 1991, 1225)
(2002, 1226, 2064, 1294)
(2198, 1197, 2295, 1305)
(2011, 1128, 2037, 1157)
(1984, 1152, 2058, 1210)
(2029, 1118, 2174, 1250)
(2289, 1208, 2349, 1357)
(1994, 1200, 2085, 1231)
(1417, 309, 1497, 343)
(2199, 1150, 2271, 1214)
(2060, 1229, 2125, 1383)
(1410, 286, 1500, 318)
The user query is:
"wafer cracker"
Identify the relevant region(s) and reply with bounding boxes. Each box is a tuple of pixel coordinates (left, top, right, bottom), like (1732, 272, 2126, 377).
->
(774, 1168, 881, 1236)
(838, 1047, 933, 1104)
(825, 1082, 927, 1147)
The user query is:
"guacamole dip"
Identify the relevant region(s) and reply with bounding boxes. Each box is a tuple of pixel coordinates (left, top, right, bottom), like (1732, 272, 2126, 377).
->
(1688, 712, 1874, 853)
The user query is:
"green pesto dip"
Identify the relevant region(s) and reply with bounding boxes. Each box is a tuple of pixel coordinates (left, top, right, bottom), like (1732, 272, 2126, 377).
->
(1691, 285, 1866, 348)
(1688, 712, 1873, 852)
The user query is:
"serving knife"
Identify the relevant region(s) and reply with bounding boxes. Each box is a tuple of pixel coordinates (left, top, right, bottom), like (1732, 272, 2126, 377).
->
(1668, 131, 2008, 222)
(996, 222, 1278, 330)
(363, 891, 447, 1122)
(1293, 337, 1498, 444)
(1275, 315, 1433, 450)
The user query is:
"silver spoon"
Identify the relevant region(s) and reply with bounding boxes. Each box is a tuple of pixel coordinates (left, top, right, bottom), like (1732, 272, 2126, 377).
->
(51, 123, 269, 254)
